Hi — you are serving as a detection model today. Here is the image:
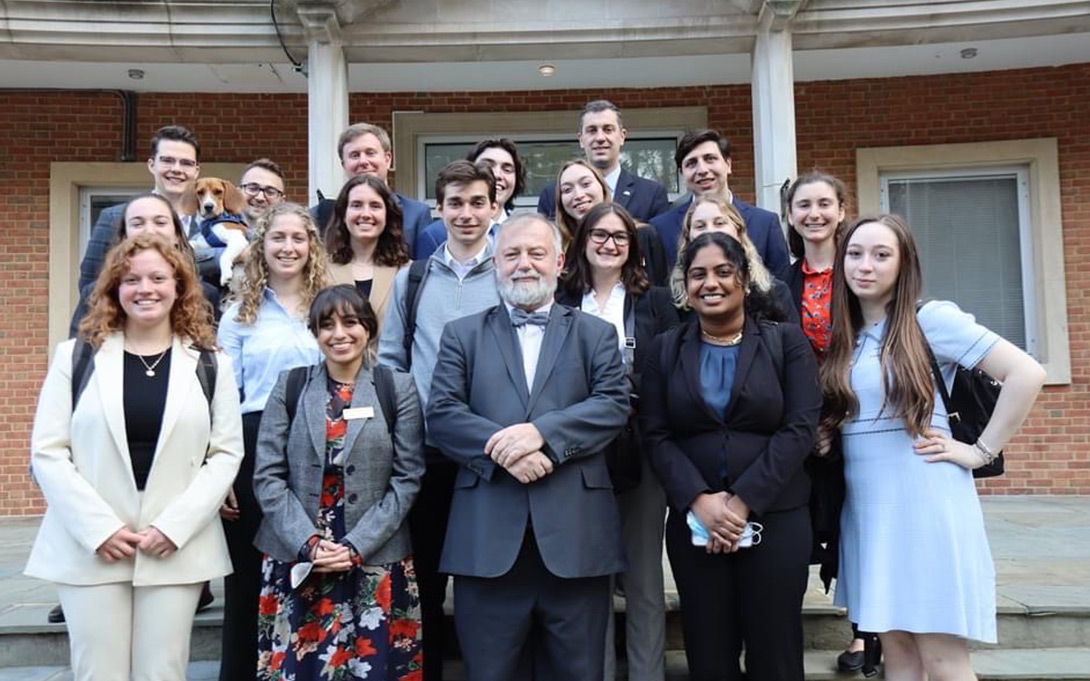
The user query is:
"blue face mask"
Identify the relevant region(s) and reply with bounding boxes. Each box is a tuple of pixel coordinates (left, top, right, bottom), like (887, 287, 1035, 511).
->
(686, 511, 763, 549)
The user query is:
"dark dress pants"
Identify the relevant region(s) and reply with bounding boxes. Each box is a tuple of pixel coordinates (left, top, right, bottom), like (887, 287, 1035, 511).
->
(219, 411, 265, 681)
(665, 505, 811, 681)
(409, 451, 459, 681)
(454, 529, 611, 681)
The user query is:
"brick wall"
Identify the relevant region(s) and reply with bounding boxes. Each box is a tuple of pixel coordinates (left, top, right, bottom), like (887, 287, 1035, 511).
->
(0, 63, 1086, 514)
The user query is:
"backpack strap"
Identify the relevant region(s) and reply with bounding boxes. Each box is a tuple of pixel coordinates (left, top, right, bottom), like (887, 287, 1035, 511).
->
(915, 301, 954, 417)
(373, 365, 399, 435)
(284, 365, 309, 426)
(70, 337, 96, 412)
(401, 259, 431, 369)
(194, 349, 218, 416)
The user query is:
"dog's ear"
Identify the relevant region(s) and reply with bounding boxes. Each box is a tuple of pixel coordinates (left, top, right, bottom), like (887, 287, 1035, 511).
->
(222, 180, 247, 215)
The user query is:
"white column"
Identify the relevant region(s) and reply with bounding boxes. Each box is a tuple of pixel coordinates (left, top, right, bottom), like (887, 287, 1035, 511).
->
(300, 6, 349, 206)
(750, 4, 799, 216)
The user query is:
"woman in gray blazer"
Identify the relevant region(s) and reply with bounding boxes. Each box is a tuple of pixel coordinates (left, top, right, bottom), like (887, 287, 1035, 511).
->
(252, 284, 426, 680)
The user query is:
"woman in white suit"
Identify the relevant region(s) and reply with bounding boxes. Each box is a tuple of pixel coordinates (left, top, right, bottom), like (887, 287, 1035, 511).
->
(25, 234, 244, 681)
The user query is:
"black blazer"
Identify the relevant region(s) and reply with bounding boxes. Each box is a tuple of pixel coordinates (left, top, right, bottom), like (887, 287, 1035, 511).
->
(641, 316, 821, 516)
(556, 285, 679, 392)
(783, 259, 805, 309)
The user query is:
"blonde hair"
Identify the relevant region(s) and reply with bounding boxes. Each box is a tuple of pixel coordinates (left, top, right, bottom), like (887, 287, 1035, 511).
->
(232, 203, 329, 325)
(670, 197, 772, 308)
(79, 235, 216, 349)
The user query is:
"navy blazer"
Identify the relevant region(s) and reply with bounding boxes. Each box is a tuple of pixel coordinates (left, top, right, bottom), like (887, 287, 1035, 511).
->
(313, 192, 433, 258)
(426, 303, 629, 579)
(641, 317, 820, 517)
(536, 167, 670, 222)
(651, 195, 790, 276)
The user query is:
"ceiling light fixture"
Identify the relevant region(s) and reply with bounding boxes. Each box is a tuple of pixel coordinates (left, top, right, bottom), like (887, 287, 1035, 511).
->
(538, 63, 556, 77)
(960, 48, 978, 60)
(127, 68, 145, 80)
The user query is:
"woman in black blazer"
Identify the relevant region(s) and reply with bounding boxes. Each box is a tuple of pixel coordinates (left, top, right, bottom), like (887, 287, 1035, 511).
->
(641, 232, 820, 681)
(558, 202, 678, 681)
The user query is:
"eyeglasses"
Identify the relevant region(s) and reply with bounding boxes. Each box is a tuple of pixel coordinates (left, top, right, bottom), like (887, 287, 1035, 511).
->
(588, 229, 630, 246)
(240, 183, 285, 199)
(156, 156, 198, 170)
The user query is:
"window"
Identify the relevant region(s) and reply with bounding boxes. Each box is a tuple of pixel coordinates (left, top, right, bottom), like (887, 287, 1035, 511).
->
(391, 107, 708, 207)
(80, 187, 144, 258)
(857, 138, 1069, 384)
(419, 134, 682, 207)
(881, 168, 1033, 352)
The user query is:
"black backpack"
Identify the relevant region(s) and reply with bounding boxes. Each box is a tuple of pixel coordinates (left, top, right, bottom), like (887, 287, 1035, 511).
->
(917, 304, 1004, 479)
(283, 365, 399, 435)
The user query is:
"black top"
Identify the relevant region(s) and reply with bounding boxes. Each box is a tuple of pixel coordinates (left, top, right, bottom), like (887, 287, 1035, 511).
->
(123, 349, 171, 490)
(354, 278, 374, 299)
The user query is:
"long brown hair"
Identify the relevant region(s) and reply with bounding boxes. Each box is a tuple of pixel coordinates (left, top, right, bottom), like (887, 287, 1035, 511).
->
(79, 235, 216, 349)
(324, 175, 409, 268)
(820, 214, 934, 437)
(233, 203, 329, 325)
(553, 158, 609, 247)
(561, 202, 649, 296)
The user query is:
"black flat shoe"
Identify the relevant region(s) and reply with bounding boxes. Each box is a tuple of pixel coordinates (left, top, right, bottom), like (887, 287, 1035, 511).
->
(196, 582, 214, 613)
(837, 649, 864, 673)
(47, 604, 65, 624)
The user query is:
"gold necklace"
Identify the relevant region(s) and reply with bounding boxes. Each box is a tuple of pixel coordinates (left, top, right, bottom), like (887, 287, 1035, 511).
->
(133, 349, 169, 377)
(701, 328, 743, 346)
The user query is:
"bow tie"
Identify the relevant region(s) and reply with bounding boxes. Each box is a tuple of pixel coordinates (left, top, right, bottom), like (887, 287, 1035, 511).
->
(510, 308, 550, 328)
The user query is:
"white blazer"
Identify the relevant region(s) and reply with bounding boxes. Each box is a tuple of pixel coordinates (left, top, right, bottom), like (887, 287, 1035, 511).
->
(25, 333, 244, 587)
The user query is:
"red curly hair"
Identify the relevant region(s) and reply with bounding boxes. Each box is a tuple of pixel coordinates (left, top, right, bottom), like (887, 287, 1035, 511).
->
(78, 235, 217, 350)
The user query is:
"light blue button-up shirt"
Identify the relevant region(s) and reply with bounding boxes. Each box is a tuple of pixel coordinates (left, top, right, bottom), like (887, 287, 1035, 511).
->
(218, 288, 321, 414)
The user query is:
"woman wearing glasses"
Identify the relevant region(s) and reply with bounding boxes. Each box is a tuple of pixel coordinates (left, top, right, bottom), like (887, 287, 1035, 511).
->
(558, 202, 678, 681)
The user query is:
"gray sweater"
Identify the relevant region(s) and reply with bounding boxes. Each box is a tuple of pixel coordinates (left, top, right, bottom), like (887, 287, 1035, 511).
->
(378, 246, 500, 419)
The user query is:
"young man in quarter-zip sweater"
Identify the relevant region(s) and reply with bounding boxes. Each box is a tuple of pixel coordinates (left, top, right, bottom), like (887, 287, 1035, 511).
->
(377, 160, 500, 681)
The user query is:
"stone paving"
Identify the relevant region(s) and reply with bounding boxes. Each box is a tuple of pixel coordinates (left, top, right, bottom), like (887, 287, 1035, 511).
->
(0, 496, 1087, 678)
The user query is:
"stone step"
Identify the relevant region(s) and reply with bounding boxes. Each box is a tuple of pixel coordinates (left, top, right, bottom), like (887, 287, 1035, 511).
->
(3, 648, 1089, 681)
(3, 600, 1088, 668)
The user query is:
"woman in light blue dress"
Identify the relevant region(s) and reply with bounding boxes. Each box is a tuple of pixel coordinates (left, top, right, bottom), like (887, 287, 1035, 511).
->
(819, 214, 1045, 680)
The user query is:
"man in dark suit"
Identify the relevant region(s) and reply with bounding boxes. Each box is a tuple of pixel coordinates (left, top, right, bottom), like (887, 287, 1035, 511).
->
(78, 125, 207, 291)
(537, 100, 670, 223)
(312, 122, 433, 255)
(427, 213, 630, 681)
(651, 128, 790, 275)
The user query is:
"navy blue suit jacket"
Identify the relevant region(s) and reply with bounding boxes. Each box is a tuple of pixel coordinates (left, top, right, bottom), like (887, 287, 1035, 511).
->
(313, 191, 433, 259)
(426, 303, 629, 579)
(651, 195, 790, 276)
(536, 167, 670, 222)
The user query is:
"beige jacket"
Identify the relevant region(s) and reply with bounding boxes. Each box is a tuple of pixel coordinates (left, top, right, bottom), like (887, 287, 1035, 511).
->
(25, 334, 243, 586)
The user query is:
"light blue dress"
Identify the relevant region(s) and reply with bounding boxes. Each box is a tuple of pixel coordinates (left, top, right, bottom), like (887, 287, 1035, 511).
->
(833, 301, 1000, 643)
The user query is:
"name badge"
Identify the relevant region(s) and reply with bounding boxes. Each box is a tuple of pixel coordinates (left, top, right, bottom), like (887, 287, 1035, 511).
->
(343, 406, 374, 420)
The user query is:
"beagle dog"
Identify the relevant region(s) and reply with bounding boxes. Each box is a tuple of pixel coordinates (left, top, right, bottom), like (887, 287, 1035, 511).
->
(189, 177, 250, 286)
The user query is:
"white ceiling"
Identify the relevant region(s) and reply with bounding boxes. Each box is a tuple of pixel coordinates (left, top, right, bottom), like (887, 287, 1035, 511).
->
(0, 32, 1086, 93)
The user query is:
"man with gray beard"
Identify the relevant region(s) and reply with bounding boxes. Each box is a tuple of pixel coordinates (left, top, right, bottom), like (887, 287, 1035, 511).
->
(426, 214, 630, 681)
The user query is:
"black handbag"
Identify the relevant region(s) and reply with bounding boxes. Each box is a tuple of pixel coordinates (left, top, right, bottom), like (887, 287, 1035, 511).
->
(604, 299, 643, 493)
(922, 342, 1004, 479)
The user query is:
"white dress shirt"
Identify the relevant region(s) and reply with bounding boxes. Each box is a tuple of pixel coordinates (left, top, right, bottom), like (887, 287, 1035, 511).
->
(506, 301, 553, 390)
(580, 283, 628, 360)
(603, 165, 622, 198)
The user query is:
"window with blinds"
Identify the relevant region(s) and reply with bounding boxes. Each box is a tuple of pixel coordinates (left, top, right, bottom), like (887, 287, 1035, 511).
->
(880, 168, 1035, 353)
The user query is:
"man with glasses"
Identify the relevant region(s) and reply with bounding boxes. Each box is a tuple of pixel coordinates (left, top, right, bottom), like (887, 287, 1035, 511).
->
(78, 125, 205, 290)
(238, 158, 287, 231)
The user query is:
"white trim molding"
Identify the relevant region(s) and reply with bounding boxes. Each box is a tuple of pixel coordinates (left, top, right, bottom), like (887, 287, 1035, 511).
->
(857, 138, 1070, 384)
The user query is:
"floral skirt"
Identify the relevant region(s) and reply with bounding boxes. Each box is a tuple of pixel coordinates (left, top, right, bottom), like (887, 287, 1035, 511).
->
(256, 554, 423, 680)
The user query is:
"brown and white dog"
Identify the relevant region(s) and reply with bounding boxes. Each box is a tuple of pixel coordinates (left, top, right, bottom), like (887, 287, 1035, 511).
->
(189, 177, 250, 286)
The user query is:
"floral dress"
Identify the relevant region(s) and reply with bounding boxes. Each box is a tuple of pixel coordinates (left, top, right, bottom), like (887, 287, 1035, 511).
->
(257, 377, 423, 681)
